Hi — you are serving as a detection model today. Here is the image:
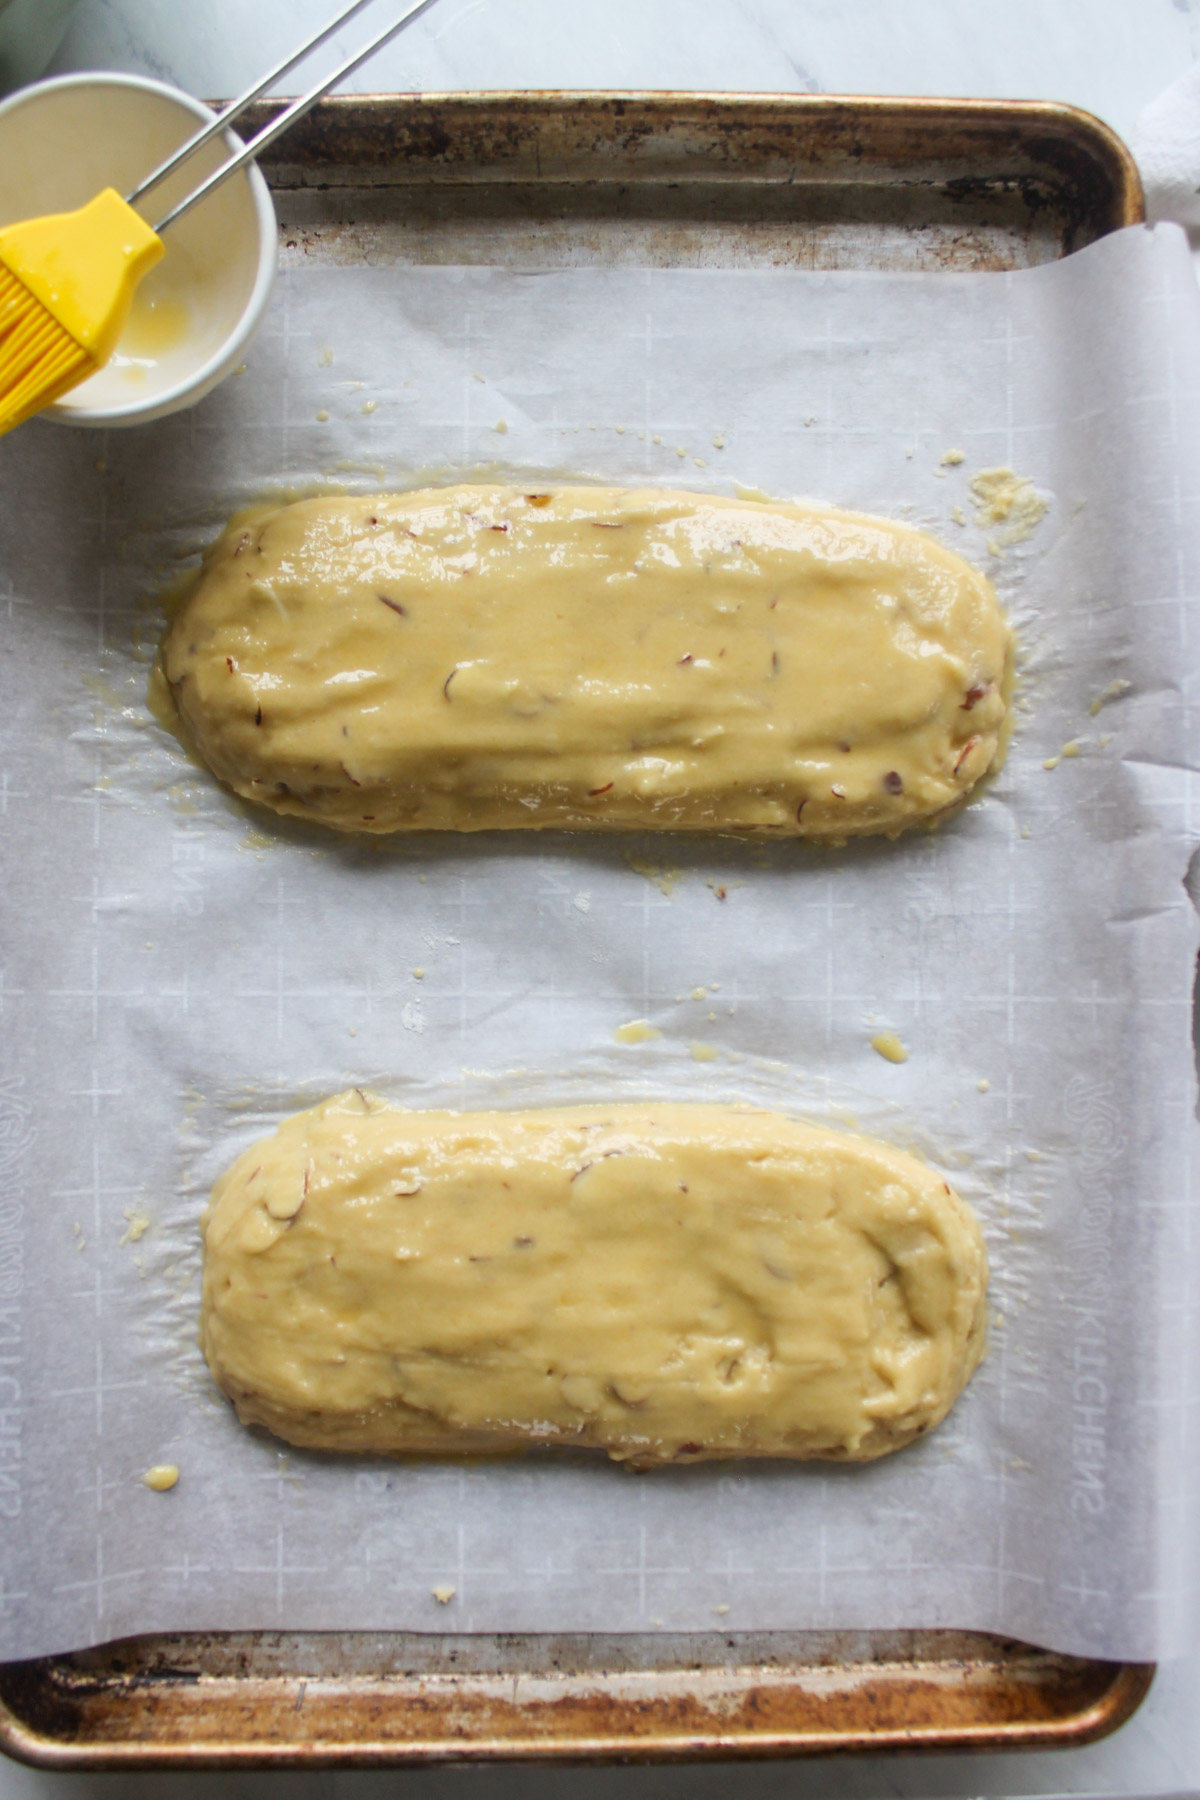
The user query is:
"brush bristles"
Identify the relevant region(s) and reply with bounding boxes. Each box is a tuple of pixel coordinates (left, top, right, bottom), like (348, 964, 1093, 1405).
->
(0, 262, 95, 432)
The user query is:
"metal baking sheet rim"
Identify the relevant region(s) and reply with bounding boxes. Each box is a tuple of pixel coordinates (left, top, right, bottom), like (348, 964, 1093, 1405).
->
(0, 1640, 1156, 1768)
(0, 91, 1151, 1766)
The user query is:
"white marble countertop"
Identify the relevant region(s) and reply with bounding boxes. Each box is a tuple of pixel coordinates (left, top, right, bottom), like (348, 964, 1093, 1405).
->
(40, 0, 1200, 146)
(2, 4, 1198, 1797)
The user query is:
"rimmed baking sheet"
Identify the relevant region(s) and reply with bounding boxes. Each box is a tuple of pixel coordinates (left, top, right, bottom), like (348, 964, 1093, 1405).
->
(2, 93, 1193, 1766)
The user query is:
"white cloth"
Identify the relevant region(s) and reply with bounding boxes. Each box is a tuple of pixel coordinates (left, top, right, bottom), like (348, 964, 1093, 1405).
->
(1131, 64, 1200, 274)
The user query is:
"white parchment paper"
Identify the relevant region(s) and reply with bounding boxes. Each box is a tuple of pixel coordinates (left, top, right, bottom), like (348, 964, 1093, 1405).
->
(2, 224, 1199, 1663)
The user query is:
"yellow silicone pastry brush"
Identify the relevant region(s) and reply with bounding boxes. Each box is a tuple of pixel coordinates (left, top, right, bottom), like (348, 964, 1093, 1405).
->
(0, 190, 163, 431)
(0, 0, 437, 437)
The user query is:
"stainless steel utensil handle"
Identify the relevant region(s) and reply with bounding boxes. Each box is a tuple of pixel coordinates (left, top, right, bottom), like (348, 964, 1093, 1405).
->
(125, 0, 383, 209)
(141, 0, 439, 234)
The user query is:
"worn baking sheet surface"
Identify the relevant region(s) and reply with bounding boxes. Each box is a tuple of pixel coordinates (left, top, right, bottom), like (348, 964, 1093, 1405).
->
(0, 1628, 1153, 1766)
(0, 223, 1198, 1667)
(248, 91, 1142, 272)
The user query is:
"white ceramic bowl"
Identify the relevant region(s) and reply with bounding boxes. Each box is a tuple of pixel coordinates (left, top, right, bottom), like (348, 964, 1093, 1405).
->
(0, 72, 277, 427)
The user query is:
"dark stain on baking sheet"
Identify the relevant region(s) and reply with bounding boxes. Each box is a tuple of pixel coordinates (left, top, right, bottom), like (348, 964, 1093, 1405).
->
(0, 1626, 1153, 1766)
(232, 92, 1141, 276)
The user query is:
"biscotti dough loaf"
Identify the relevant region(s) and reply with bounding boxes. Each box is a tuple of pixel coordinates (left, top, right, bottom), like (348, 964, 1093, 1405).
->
(201, 1095, 988, 1466)
(162, 484, 1011, 838)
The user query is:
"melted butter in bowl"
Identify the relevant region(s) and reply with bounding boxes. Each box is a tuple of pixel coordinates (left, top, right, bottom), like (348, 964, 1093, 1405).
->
(110, 279, 194, 383)
(0, 72, 275, 426)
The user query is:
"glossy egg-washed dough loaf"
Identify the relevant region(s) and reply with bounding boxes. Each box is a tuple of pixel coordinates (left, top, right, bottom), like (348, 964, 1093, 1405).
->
(162, 485, 1011, 838)
(201, 1096, 988, 1466)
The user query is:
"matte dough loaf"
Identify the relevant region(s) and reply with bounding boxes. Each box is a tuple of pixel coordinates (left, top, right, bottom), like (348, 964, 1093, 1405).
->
(201, 1096, 988, 1466)
(161, 484, 1012, 837)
